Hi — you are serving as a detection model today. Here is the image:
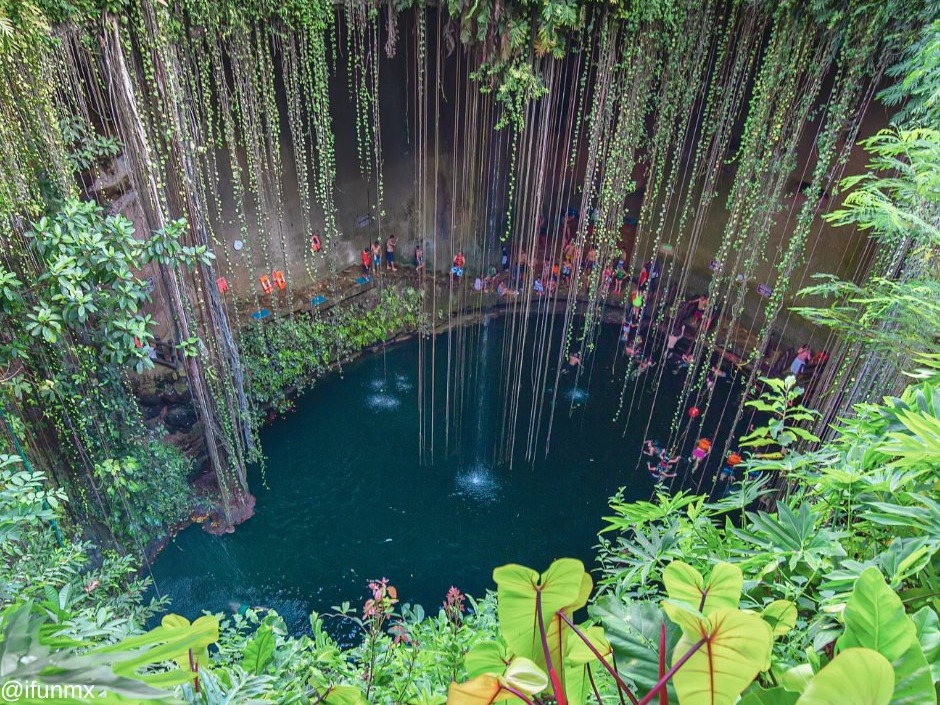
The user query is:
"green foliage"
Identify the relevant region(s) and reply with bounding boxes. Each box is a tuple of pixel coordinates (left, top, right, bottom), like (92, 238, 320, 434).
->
(58, 114, 122, 173)
(739, 376, 820, 453)
(0, 601, 217, 702)
(239, 287, 425, 417)
(2, 198, 211, 374)
(0, 198, 203, 552)
(0, 454, 64, 543)
(92, 443, 192, 541)
(0, 366, 938, 703)
(880, 19, 940, 127)
(0, 450, 170, 637)
(794, 127, 940, 356)
(796, 648, 894, 705)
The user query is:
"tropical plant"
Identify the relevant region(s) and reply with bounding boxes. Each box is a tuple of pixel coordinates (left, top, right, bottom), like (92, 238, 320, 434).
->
(793, 127, 940, 358)
(239, 287, 425, 418)
(58, 114, 122, 173)
(0, 601, 218, 703)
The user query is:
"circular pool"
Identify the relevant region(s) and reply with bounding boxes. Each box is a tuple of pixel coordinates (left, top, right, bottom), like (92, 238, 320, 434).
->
(147, 315, 737, 633)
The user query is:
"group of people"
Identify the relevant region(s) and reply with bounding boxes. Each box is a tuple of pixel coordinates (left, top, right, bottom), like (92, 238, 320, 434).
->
(643, 436, 747, 491)
(361, 236, 428, 277)
(361, 236, 399, 275)
(761, 340, 829, 381)
(642, 437, 715, 479)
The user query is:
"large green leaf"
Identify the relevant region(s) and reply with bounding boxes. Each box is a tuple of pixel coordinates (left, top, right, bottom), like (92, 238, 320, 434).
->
(838, 567, 915, 662)
(447, 659, 548, 705)
(668, 608, 773, 705)
(563, 625, 610, 705)
(889, 639, 935, 705)
(740, 684, 800, 705)
(761, 601, 798, 638)
(797, 648, 894, 705)
(241, 624, 275, 675)
(322, 685, 370, 705)
(910, 606, 940, 684)
(493, 559, 589, 673)
(780, 664, 815, 694)
(663, 562, 743, 615)
(0, 603, 182, 702)
(465, 641, 513, 679)
(590, 596, 679, 700)
(101, 613, 219, 685)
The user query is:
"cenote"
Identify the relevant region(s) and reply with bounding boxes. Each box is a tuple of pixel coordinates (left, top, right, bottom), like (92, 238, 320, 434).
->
(149, 313, 739, 634)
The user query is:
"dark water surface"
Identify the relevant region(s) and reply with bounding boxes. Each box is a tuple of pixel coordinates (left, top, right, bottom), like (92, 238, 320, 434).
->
(148, 314, 737, 633)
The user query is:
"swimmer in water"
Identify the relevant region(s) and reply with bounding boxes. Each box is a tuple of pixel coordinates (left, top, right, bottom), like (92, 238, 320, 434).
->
(563, 352, 582, 374)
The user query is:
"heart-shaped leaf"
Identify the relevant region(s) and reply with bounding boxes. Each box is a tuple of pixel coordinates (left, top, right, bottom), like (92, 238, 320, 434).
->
(762, 601, 798, 638)
(663, 562, 743, 615)
(668, 608, 773, 705)
(494, 559, 589, 674)
(796, 648, 894, 705)
(465, 641, 513, 680)
(838, 567, 915, 662)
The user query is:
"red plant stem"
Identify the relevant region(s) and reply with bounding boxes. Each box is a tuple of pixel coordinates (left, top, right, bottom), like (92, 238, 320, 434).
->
(658, 623, 667, 705)
(502, 684, 538, 705)
(556, 611, 639, 705)
(188, 648, 200, 694)
(636, 637, 707, 705)
(536, 590, 567, 705)
(550, 668, 566, 705)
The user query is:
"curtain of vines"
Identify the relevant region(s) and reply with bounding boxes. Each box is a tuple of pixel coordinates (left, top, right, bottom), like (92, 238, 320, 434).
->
(0, 0, 931, 544)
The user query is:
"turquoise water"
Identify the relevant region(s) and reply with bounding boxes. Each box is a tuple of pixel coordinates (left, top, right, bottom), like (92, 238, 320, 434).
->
(147, 314, 737, 634)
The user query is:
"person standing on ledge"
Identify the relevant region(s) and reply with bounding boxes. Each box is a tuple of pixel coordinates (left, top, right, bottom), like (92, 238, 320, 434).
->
(415, 243, 425, 272)
(371, 239, 382, 276)
(385, 235, 398, 272)
(361, 247, 371, 275)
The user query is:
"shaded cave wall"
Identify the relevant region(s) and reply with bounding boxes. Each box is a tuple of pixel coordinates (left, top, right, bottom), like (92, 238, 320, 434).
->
(86, 7, 894, 365)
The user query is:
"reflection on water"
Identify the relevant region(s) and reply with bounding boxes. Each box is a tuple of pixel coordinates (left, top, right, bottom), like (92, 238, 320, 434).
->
(453, 464, 501, 503)
(566, 387, 589, 404)
(365, 372, 414, 410)
(365, 393, 401, 411)
(149, 317, 736, 635)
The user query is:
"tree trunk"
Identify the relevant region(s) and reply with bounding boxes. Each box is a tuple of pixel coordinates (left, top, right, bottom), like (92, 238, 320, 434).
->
(102, 16, 251, 527)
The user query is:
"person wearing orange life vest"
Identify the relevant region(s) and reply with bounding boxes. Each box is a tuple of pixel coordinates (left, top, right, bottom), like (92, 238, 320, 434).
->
(451, 251, 465, 281)
(691, 438, 712, 471)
